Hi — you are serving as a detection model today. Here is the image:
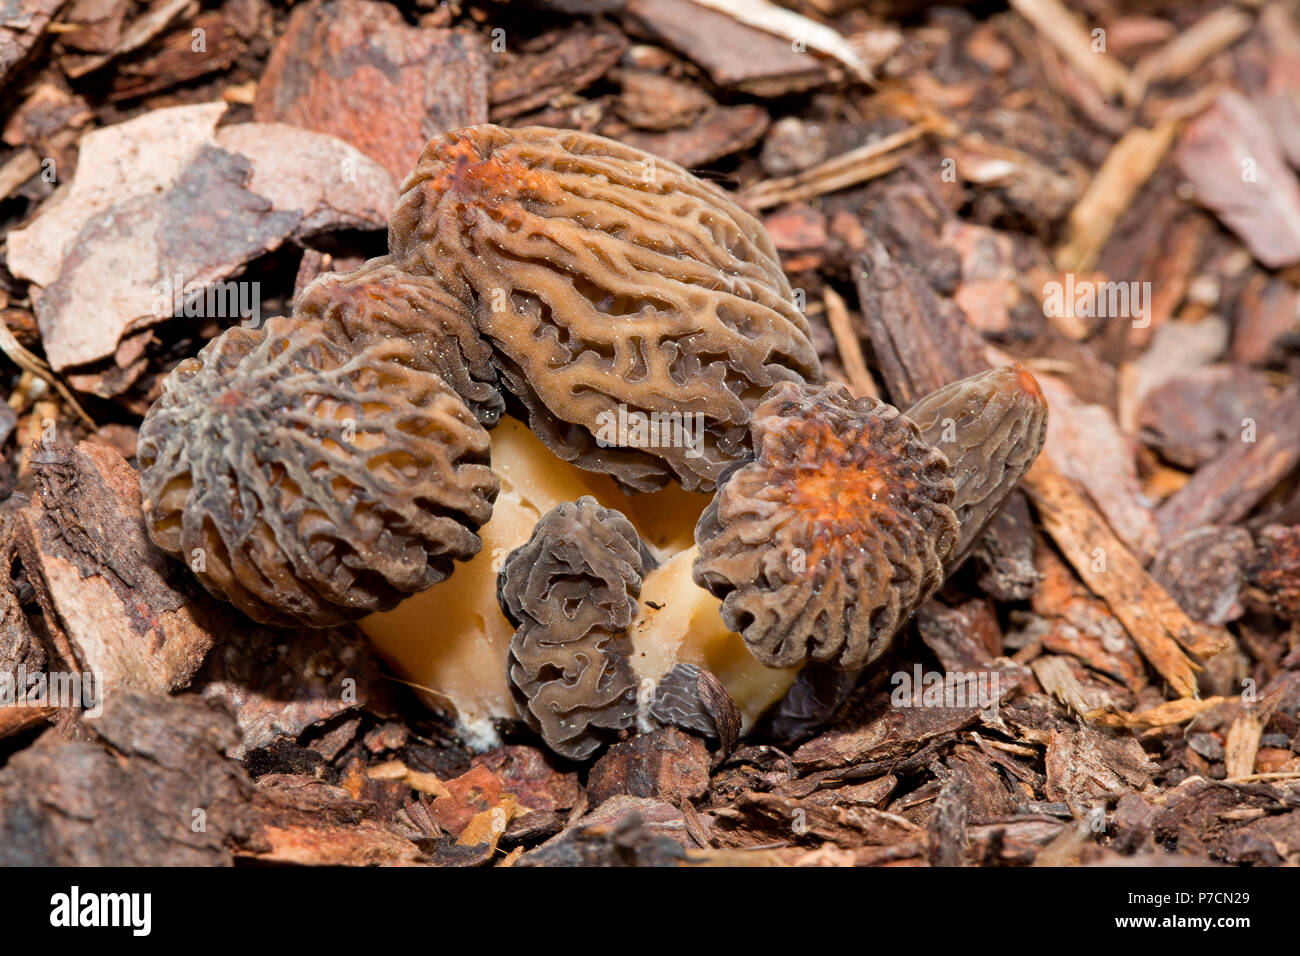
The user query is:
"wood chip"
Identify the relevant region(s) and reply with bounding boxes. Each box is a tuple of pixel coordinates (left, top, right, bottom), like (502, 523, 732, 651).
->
(822, 285, 876, 398)
(490, 25, 625, 121)
(9, 441, 223, 695)
(1129, 6, 1253, 103)
(1085, 696, 1226, 729)
(1176, 91, 1300, 269)
(1022, 455, 1225, 698)
(255, 1, 488, 181)
(624, 0, 827, 95)
(1224, 712, 1264, 781)
(1009, 0, 1130, 100)
(1056, 122, 1179, 273)
(686, 0, 873, 83)
(740, 124, 924, 210)
(1156, 386, 1300, 540)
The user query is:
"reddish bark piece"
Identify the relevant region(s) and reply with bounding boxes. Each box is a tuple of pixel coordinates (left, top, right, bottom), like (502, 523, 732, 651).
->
(2, 79, 91, 148)
(972, 495, 1038, 601)
(1152, 777, 1282, 859)
(0, 693, 254, 866)
(0, 0, 65, 86)
(196, 625, 392, 759)
(1176, 91, 1300, 269)
(490, 25, 627, 120)
(1215, 811, 1300, 866)
(251, 819, 424, 866)
(610, 67, 713, 131)
(915, 598, 1001, 673)
(791, 669, 1022, 771)
(1036, 370, 1159, 561)
(1149, 526, 1253, 626)
(255, 0, 488, 182)
(9, 441, 222, 695)
(1031, 544, 1147, 693)
(1137, 365, 1275, 470)
(1156, 386, 1300, 540)
(711, 790, 923, 851)
(246, 774, 422, 865)
(620, 105, 770, 169)
(1045, 726, 1154, 807)
(1023, 457, 1221, 697)
(107, 7, 249, 102)
(587, 727, 711, 807)
(55, 0, 126, 53)
(429, 765, 507, 838)
(1233, 277, 1299, 366)
(942, 221, 1019, 335)
(471, 746, 581, 812)
(1248, 525, 1300, 621)
(623, 0, 826, 95)
(762, 202, 828, 253)
(517, 795, 698, 865)
(854, 236, 987, 407)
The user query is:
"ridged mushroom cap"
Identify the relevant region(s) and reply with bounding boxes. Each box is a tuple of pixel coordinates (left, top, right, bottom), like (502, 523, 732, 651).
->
(693, 381, 960, 670)
(499, 496, 644, 759)
(138, 314, 498, 627)
(389, 124, 822, 493)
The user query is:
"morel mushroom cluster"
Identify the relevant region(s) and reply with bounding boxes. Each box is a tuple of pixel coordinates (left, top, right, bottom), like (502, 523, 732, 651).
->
(137, 121, 1049, 761)
(483, 367, 1045, 757)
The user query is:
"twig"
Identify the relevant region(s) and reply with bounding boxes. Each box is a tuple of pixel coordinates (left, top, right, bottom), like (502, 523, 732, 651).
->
(1128, 6, 1253, 104)
(1022, 455, 1225, 698)
(822, 286, 877, 398)
(1055, 121, 1179, 273)
(0, 319, 95, 429)
(687, 0, 874, 83)
(1009, 0, 1130, 100)
(740, 125, 924, 210)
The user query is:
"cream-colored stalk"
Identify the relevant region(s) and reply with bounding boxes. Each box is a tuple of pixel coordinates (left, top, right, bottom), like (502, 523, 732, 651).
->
(361, 416, 770, 745)
(629, 546, 801, 731)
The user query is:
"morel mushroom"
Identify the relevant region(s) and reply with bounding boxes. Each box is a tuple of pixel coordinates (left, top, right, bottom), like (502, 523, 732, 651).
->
(693, 381, 961, 670)
(137, 314, 499, 627)
(295, 255, 505, 426)
(691, 366, 1046, 672)
(138, 122, 815, 641)
(756, 364, 1048, 735)
(499, 497, 643, 760)
(905, 363, 1048, 566)
(388, 124, 823, 492)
